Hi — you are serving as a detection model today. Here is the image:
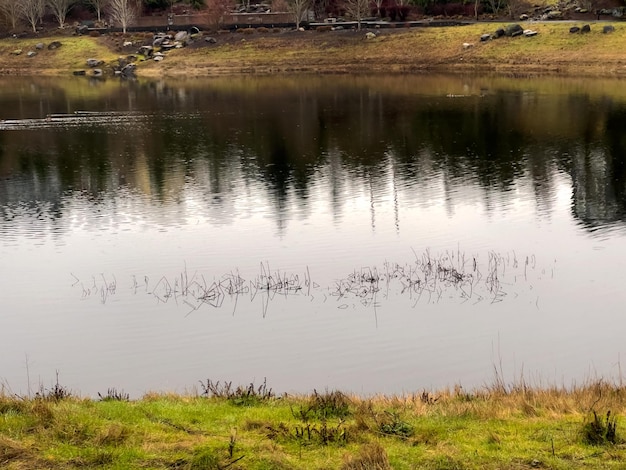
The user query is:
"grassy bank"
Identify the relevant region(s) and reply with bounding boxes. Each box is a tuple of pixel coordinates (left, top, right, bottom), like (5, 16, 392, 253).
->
(1, 379, 625, 469)
(2, 22, 626, 78)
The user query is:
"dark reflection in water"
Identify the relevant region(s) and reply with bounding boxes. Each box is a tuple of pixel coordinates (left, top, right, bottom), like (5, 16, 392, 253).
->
(1, 76, 626, 236)
(3, 76, 626, 396)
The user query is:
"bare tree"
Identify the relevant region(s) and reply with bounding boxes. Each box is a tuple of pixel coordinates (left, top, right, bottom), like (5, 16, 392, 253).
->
(107, 0, 136, 33)
(288, 0, 310, 28)
(48, 0, 76, 28)
(0, 0, 22, 29)
(86, 0, 112, 22)
(20, 0, 46, 32)
(343, 0, 369, 29)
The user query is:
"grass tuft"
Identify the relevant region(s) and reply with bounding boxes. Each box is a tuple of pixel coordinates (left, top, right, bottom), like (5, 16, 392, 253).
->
(341, 442, 391, 470)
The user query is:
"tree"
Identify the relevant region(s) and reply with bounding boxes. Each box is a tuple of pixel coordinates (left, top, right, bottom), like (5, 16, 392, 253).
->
(86, 0, 112, 22)
(108, 0, 137, 32)
(0, 0, 21, 29)
(288, 0, 310, 28)
(343, 0, 368, 29)
(48, 0, 76, 28)
(372, 0, 383, 17)
(20, 0, 46, 32)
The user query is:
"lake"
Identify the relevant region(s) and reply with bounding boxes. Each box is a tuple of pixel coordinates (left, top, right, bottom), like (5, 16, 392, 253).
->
(1, 74, 625, 398)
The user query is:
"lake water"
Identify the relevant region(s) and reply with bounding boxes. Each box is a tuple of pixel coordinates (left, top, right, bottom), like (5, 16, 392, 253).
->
(1, 75, 625, 398)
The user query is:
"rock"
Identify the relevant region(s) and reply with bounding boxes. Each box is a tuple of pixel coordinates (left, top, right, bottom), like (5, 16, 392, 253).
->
(603, 25, 615, 34)
(365, 32, 376, 39)
(48, 41, 62, 50)
(123, 41, 133, 47)
(10, 49, 22, 55)
(27, 51, 37, 57)
(153, 55, 164, 61)
(35, 43, 44, 50)
(504, 24, 523, 37)
(86, 58, 102, 67)
(189, 26, 200, 35)
(523, 29, 538, 37)
(205, 37, 217, 44)
(480, 33, 491, 41)
(581, 24, 591, 33)
(92, 68, 103, 76)
(494, 28, 505, 38)
(298, 27, 305, 32)
(76, 25, 89, 35)
(570, 26, 580, 33)
(138, 45, 153, 57)
(73, 70, 86, 76)
(121, 63, 136, 78)
(547, 10, 562, 19)
(174, 31, 188, 42)
(519, 14, 529, 20)
(153, 37, 165, 47)
(462, 42, 474, 49)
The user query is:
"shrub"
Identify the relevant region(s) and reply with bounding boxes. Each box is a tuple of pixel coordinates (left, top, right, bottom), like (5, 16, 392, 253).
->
(583, 411, 619, 445)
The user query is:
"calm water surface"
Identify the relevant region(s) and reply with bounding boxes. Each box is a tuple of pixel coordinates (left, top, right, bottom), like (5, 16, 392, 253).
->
(1, 75, 625, 397)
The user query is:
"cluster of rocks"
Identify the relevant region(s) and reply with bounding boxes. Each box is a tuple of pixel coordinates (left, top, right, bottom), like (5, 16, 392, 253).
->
(569, 24, 615, 34)
(11, 41, 62, 58)
(74, 28, 205, 78)
(478, 23, 538, 43)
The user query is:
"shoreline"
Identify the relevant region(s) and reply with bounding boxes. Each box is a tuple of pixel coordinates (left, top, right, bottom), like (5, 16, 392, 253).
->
(1, 378, 625, 469)
(1, 22, 626, 79)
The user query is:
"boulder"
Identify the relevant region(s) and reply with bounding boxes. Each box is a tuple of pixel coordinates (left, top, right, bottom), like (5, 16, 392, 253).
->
(121, 63, 136, 78)
(462, 42, 474, 49)
(174, 31, 188, 42)
(547, 10, 562, 19)
(86, 58, 102, 67)
(365, 32, 376, 39)
(570, 26, 580, 33)
(205, 37, 217, 44)
(519, 14, 529, 20)
(189, 26, 201, 35)
(123, 41, 133, 47)
(27, 51, 37, 57)
(35, 43, 44, 50)
(153, 55, 164, 61)
(523, 29, 538, 37)
(581, 24, 591, 33)
(504, 24, 523, 37)
(76, 25, 89, 35)
(10, 49, 22, 55)
(480, 33, 491, 41)
(138, 45, 153, 57)
(603, 25, 615, 34)
(48, 41, 62, 50)
(494, 28, 505, 38)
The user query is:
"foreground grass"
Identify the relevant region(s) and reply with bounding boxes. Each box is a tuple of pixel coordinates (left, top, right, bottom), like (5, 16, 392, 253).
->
(2, 22, 626, 77)
(1, 380, 626, 469)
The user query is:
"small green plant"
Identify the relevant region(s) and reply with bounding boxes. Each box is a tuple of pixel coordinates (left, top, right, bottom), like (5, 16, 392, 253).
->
(378, 411, 413, 438)
(583, 410, 618, 445)
(199, 378, 274, 406)
(98, 388, 129, 401)
(309, 389, 351, 419)
(35, 372, 71, 402)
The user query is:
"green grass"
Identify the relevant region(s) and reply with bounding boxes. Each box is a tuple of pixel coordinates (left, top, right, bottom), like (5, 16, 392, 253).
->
(1, 380, 626, 469)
